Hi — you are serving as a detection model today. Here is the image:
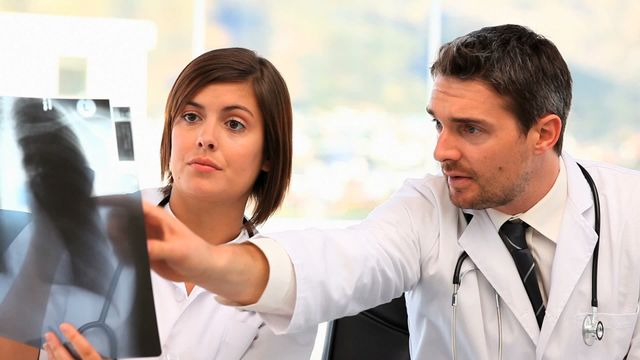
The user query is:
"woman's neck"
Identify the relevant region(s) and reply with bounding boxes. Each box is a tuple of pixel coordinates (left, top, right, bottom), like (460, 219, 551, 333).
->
(167, 189, 247, 246)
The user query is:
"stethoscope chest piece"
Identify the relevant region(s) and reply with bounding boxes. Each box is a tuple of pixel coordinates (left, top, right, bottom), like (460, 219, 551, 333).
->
(582, 311, 604, 346)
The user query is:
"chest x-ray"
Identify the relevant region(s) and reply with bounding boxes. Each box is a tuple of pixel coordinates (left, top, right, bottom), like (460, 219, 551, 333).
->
(0, 97, 160, 358)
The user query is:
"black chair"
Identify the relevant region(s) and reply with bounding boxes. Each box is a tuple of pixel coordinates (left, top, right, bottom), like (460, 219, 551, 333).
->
(322, 294, 410, 360)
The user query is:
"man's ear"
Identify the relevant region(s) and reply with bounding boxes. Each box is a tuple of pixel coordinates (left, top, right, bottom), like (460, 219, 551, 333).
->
(532, 114, 562, 154)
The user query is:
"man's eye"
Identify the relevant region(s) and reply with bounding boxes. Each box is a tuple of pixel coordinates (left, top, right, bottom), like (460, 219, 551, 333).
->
(433, 119, 443, 132)
(227, 119, 246, 130)
(464, 125, 480, 134)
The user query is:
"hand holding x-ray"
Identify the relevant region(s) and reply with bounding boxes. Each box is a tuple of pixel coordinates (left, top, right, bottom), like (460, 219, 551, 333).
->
(0, 97, 160, 358)
(44, 323, 102, 360)
(144, 201, 218, 284)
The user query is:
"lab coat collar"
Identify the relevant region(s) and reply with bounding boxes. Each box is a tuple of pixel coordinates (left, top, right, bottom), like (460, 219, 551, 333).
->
(459, 209, 541, 345)
(485, 156, 568, 243)
(536, 152, 599, 358)
(458, 154, 595, 347)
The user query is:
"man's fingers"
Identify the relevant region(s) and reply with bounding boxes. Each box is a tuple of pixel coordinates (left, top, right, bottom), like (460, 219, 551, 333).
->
(142, 201, 168, 241)
(142, 200, 171, 225)
(147, 239, 173, 260)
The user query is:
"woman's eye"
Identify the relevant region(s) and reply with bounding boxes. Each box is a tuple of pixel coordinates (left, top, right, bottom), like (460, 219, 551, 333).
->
(183, 112, 200, 122)
(227, 119, 246, 131)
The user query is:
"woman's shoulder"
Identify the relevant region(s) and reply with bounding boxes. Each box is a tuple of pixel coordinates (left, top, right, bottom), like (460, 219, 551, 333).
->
(140, 188, 166, 205)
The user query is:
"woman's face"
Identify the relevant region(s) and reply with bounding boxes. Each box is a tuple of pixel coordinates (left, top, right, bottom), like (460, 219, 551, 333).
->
(169, 82, 268, 205)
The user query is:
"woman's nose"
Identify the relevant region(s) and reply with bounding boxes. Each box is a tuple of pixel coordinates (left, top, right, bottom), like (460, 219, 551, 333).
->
(197, 127, 216, 150)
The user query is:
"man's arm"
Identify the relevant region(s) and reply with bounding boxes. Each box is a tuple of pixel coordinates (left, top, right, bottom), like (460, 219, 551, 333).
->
(143, 202, 269, 305)
(144, 178, 435, 333)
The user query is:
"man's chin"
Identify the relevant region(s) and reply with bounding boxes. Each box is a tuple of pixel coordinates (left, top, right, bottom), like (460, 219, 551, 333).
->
(448, 194, 470, 209)
(448, 193, 490, 210)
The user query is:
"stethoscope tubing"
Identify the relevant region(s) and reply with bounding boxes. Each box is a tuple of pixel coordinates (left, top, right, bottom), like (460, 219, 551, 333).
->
(451, 163, 602, 357)
(577, 164, 600, 309)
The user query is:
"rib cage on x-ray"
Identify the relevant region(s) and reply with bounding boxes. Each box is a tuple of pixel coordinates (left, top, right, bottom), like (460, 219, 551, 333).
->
(13, 97, 114, 294)
(0, 97, 161, 358)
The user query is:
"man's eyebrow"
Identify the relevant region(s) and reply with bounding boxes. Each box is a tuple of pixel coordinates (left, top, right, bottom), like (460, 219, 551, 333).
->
(425, 107, 488, 124)
(448, 117, 489, 125)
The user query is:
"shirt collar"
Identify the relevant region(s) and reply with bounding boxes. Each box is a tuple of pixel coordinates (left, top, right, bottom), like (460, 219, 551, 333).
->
(486, 156, 568, 243)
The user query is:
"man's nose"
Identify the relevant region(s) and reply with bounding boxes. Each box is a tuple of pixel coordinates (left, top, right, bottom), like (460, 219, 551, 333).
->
(433, 130, 461, 163)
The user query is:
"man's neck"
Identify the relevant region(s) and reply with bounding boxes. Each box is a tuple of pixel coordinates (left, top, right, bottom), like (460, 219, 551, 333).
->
(494, 153, 560, 215)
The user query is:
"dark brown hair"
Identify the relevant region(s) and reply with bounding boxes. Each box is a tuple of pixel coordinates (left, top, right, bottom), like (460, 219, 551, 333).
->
(431, 24, 572, 154)
(160, 48, 292, 226)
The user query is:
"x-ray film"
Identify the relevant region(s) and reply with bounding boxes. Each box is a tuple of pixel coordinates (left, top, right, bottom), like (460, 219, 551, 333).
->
(0, 97, 161, 358)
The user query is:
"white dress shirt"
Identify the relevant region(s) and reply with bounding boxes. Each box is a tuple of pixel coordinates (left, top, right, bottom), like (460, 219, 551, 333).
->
(134, 189, 316, 360)
(485, 157, 567, 305)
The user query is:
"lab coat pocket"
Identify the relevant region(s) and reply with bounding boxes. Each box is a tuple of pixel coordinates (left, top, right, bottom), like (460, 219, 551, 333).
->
(216, 320, 260, 360)
(573, 311, 638, 359)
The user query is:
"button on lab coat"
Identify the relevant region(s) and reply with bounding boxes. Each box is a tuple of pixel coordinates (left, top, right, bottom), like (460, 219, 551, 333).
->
(265, 153, 640, 359)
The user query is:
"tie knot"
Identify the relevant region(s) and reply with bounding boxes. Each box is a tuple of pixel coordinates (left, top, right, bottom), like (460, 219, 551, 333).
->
(499, 219, 530, 250)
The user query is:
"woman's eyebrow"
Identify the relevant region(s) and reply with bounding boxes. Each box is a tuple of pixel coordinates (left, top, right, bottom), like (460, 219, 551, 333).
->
(221, 105, 255, 118)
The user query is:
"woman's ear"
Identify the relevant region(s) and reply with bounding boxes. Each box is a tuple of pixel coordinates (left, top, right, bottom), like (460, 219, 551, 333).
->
(532, 114, 562, 154)
(261, 160, 271, 172)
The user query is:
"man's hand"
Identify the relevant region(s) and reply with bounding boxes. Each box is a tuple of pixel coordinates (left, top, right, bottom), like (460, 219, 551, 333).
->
(143, 201, 269, 305)
(44, 323, 102, 360)
(144, 201, 215, 284)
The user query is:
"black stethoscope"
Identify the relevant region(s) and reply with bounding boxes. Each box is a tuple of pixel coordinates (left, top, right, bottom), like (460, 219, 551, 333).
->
(72, 263, 123, 359)
(451, 163, 603, 359)
(59, 248, 124, 359)
(60, 194, 255, 358)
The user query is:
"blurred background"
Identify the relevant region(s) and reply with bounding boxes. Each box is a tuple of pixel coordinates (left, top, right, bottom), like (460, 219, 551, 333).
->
(1, 0, 639, 357)
(1, 0, 639, 221)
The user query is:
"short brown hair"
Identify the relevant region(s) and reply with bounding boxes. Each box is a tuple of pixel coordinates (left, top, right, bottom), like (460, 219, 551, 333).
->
(430, 24, 572, 154)
(160, 48, 292, 226)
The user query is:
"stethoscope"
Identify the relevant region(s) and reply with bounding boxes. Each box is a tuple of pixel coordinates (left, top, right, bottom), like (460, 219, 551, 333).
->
(59, 255, 124, 359)
(451, 164, 603, 360)
(59, 194, 255, 358)
(73, 263, 124, 359)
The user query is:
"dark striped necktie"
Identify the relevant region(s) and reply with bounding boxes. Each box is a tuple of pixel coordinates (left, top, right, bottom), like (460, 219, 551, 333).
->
(499, 219, 546, 328)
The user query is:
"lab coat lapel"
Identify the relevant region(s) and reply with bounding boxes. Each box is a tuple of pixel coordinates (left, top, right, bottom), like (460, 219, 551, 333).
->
(458, 210, 541, 344)
(537, 155, 598, 356)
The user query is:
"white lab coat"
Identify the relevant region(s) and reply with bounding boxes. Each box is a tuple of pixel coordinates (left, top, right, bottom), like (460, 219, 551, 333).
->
(267, 153, 640, 359)
(138, 189, 317, 360)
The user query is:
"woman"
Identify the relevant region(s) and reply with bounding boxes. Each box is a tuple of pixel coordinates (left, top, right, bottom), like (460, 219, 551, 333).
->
(44, 47, 316, 360)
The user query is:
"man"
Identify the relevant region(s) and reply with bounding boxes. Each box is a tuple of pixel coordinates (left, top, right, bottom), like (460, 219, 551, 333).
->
(53, 24, 640, 359)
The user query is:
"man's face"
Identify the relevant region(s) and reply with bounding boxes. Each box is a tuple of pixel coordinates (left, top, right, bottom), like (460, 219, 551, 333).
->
(428, 76, 538, 214)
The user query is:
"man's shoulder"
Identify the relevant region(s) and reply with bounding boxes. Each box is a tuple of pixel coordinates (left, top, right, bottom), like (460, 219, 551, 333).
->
(398, 174, 448, 196)
(576, 159, 640, 182)
(570, 158, 640, 205)
(387, 174, 454, 212)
